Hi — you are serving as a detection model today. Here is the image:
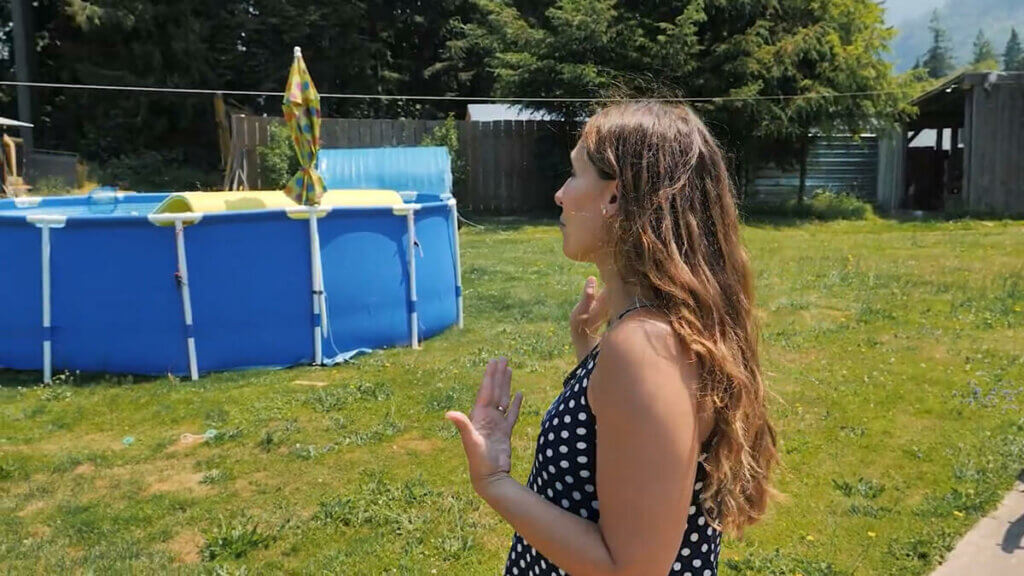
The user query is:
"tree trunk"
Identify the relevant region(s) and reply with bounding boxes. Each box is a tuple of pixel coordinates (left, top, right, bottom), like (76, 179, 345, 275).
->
(797, 136, 810, 206)
(11, 0, 36, 152)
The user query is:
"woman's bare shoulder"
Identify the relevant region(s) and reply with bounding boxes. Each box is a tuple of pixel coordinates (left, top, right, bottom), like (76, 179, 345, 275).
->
(590, 310, 698, 409)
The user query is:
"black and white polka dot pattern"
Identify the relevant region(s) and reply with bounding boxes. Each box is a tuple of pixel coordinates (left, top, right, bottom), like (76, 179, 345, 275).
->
(504, 347, 722, 576)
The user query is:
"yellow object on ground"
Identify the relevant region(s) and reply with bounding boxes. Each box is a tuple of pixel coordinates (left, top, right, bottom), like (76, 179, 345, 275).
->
(151, 189, 405, 217)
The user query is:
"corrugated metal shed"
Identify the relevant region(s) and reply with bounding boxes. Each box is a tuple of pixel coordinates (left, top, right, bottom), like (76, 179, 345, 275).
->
(746, 136, 879, 205)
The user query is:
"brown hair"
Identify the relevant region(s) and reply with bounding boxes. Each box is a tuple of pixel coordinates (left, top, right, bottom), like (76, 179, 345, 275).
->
(581, 101, 777, 535)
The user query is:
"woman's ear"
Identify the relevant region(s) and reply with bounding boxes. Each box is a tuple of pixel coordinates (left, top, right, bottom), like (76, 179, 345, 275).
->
(602, 182, 620, 217)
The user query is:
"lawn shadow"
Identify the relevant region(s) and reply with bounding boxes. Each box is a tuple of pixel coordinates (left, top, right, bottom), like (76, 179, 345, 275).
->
(0, 368, 163, 389)
(1002, 469, 1024, 554)
(459, 213, 558, 231)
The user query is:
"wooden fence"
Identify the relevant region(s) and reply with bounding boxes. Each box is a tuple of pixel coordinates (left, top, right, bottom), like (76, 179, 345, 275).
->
(228, 115, 574, 214)
(229, 115, 883, 213)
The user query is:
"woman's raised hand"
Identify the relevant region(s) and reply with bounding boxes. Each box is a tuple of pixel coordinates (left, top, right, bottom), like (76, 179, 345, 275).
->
(570, 276, 608, 360)
(446, 357, 524, 493)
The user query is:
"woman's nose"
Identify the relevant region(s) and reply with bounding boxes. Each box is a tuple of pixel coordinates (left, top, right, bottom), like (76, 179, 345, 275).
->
(554, 181, 566, 207)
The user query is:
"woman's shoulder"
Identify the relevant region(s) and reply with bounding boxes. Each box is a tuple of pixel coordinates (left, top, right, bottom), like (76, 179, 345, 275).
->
(590, 309, 699, 411)
(600, 308, 691, 366)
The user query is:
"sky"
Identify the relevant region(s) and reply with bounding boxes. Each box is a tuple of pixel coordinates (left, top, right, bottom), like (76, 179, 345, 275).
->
(879, 0, 946, 27)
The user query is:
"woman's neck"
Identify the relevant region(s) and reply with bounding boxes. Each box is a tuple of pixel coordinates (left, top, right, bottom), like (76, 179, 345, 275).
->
(596, 259, 650, 323)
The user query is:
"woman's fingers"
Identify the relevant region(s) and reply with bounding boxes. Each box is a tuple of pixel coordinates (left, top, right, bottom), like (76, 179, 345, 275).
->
(445, 410, 475, 449)
(496, 357, 512, 406)
(474, 359, 497, 408)
(580, 276, 596, 309)
(591, 286, 609, 322)
(506, 391, 524, 428)
(583, 275, 596, 298)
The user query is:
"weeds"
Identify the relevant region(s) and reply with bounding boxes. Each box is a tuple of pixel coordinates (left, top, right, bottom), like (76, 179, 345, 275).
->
(201, 516, 273, 561)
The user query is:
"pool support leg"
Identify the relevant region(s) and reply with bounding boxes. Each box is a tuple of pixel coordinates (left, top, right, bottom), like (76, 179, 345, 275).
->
(27, 215, 66, 385)
(41, 225, 52, 384)
(174, 220, 199, 381)
(406, 210, 420, 349)
(448, 199, 464, 329)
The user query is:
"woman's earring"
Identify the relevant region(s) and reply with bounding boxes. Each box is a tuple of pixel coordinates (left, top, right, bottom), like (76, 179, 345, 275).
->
(601, 205, 607, 216)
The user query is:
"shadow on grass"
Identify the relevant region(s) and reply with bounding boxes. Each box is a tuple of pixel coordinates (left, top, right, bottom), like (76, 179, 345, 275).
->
(460, 212, 558, 231)
(1002, 469, 1024, 554)
(0, 368, 163, 389)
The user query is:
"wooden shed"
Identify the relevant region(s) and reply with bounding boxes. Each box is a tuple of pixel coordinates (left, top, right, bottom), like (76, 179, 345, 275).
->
(877, 72, 1024, 216)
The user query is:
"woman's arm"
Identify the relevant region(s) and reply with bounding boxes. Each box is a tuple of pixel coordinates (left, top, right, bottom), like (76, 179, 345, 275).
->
(448, 317, 703, 576)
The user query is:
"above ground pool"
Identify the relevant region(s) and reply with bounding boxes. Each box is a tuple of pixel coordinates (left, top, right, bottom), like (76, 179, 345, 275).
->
(0, 147, 463, 381)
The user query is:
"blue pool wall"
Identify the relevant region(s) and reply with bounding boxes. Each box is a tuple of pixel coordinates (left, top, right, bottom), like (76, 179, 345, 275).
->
(0, 147, 460, 375)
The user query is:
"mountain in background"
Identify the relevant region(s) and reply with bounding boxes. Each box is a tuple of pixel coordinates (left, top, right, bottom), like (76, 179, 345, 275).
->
(886, 0, 1024, 72)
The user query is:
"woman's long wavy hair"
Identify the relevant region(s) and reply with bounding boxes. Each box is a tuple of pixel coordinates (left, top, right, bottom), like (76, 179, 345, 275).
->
(581, 101, 778, 535)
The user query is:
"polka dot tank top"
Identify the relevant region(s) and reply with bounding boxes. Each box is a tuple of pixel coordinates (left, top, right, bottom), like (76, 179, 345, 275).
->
(504, 346, 722, 576)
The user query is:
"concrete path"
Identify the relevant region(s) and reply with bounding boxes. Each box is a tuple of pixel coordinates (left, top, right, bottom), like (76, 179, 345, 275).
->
(930, 474, 1024, 576)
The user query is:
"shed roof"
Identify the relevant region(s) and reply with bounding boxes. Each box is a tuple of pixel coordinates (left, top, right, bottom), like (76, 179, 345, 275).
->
(909, 71, 1024, 131)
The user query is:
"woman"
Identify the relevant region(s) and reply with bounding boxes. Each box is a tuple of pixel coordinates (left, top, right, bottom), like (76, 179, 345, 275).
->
(446, 102, 777, 576)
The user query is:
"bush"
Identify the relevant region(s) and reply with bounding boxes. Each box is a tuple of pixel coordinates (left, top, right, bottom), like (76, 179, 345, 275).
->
(805, 191, 874, 220)
(258, 122, 299, 190)
(420, 113, 467, 196)
(744, 190, 875, 221)
(98, 151, 221, 191)
(32, 176, 74, 196)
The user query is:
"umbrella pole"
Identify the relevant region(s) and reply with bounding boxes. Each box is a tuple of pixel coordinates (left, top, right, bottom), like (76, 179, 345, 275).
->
(308, 207, 324, 365)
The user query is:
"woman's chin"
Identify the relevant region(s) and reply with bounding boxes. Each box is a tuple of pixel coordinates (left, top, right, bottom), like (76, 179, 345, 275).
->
(560, 241, 589, 263)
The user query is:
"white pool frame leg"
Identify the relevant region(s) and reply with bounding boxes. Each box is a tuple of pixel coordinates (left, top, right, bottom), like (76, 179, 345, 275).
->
(405, 210, 420, 349)
(41, 225, 52, 384)
(27, 215, 66, 385)
(147, 213, 204, 379)
(448, 199, 464, 329)
(174, 220, 200, 381)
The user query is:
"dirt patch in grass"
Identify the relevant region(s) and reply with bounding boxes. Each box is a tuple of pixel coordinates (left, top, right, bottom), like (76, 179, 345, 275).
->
(145, 471, 206, 495)
(164, 433, 211, 453)
(166, 529, 204, 564)
(392, 434, 441, 454)
(16, 500, 47, 518)
(28, 524, 50, 539)
(3, 433, 118, 455)
(72, 462, 95, 475)
(83, 457, 205, 496)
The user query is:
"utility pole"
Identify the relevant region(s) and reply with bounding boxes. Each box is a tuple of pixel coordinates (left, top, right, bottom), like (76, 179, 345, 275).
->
(11, 0, 35, 153)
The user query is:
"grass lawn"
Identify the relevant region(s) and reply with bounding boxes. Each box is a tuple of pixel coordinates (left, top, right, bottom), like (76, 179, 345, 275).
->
(1, 216, 1022, 575)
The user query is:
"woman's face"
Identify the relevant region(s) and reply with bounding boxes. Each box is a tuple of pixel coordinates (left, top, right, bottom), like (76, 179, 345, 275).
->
(554, 143, 617, 262)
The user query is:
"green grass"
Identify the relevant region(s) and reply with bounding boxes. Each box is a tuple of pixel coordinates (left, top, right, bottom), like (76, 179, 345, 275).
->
(1, 217, 1022, 575)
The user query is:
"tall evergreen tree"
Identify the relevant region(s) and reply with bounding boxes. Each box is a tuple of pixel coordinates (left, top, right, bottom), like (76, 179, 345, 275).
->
(1005, 28, 1023, 72)
(971, 29, 998, 69)
(922, 10, 954, 79)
